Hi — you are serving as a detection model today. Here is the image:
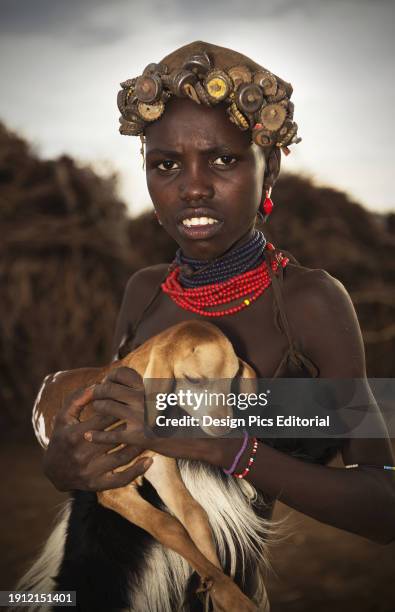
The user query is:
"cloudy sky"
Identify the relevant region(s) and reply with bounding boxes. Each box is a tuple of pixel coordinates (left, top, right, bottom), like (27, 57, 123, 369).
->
(1, 0, 394, 215)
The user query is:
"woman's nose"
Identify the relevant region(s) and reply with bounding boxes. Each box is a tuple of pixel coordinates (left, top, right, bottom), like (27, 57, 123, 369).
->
(178, 164, 215, 202)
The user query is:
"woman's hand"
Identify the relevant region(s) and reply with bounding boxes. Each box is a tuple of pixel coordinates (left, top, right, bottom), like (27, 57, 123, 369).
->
(84, 366, 242, 466)
(85, 367, 149, 448)
(43, 384, 152, 492)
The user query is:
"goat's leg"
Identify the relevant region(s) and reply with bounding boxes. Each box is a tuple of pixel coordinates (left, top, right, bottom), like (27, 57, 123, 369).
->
(144, 455, 221, 570)
(112, 452, 221, 570)
(98, 486, 257, 612)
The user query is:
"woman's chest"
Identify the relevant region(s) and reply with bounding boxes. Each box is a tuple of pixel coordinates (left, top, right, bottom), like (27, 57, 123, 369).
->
(129, 292, 293, 378)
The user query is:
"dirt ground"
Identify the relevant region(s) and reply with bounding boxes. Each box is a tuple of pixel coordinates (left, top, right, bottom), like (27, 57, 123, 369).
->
(1, 435, 394, 612)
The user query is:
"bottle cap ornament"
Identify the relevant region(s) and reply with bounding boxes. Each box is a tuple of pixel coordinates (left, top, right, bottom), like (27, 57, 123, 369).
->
(182, 52, 211, 77)
(171, 70, 198, 97)
(252, 124, 274, 148)
(260, 103, 287, 131)
(136, 100, 165, 122)
(135, 75, 162, 104)
(228, 65, 252, 89)
(253, 71, 278, 97)
(117, 41, 301, 155)
(204, 70, 233, 102)
(236, 83, 264, 114)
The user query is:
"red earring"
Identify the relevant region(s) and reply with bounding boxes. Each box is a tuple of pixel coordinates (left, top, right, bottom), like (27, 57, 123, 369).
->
(261, 187, 274, 217)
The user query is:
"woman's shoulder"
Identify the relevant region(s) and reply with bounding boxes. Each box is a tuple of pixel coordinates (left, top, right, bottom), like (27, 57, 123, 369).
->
(282, 262, 355, 334)
(126, 263, 170, 291)
(118, 264, 169, 326)
(112, 264, 170, 357)
(282, 262, 365, 376)
(282, 262, 348, 306)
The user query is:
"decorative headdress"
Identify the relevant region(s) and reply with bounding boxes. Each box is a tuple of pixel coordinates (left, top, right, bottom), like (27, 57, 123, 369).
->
(117, 40, 301, 156)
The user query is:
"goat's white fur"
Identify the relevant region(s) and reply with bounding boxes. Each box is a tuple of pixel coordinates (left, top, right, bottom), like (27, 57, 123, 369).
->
(12, 502, 71, 612)
(14, 462, 273, 611)
(32, 376, 51, 449)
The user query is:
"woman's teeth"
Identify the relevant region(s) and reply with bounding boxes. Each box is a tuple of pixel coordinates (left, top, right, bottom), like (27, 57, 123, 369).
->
(182, 217, 219, 227)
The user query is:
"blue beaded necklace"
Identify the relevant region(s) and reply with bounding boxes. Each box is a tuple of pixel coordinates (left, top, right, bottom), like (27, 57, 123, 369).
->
(175, 230, 267, 288)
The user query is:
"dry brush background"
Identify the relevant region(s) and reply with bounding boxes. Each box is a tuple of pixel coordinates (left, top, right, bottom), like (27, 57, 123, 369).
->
(1, 122, 394, 611)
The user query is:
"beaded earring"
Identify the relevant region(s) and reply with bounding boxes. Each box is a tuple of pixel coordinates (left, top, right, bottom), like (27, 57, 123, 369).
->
(261, 186, 274, 217)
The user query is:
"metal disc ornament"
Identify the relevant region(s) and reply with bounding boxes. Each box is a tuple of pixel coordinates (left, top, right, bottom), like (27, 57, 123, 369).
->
(252, 125, 273, 147)
(254, 71, 277, 97)
(228, 65, 252, 89)
(260, 103, 287, 131)
(278, 119, 294, 137)
(183, 83, 201, 104)
(277, 121, 298, 147)
(195, 81, 212, 106)
(120, 78, 136, 90)
(171, 70, 197, 97)
(122, 102, 143, 123)
(236, 83, 264, 114)
(227, 101, 250, 130)
(204, 70, 232, 102)
(268, 85, 287, 103)
(117, 89, 129, 116)
(183, 52, 211, 77)
(135, 75, 162, 103)
(143, 62, 168, 76)
(119, 117, 144, 136)
(137, 100, 165, 122)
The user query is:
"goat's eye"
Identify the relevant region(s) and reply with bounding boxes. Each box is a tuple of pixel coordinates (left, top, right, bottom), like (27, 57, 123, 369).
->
(183, 374, 202, 384)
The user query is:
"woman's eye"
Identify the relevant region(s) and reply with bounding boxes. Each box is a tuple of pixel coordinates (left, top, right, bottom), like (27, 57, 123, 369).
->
(212, 155, 237, 167)
(157, 160, 179, 171)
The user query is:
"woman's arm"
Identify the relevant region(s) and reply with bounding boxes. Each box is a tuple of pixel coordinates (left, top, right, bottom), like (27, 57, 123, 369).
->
(42, 268, 159, 492)
(210, 434, 395, 545)
(210, 270, 395, 544)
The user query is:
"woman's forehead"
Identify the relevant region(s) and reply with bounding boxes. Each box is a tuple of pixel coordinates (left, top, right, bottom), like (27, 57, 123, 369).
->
(145, 98, 251, 151)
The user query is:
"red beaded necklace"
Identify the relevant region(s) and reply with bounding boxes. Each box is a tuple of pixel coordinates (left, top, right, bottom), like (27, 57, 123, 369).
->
(161, 242, 289, 317)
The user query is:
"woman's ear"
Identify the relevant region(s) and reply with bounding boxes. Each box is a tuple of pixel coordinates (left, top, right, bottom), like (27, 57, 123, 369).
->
(263, 146, 281, 192)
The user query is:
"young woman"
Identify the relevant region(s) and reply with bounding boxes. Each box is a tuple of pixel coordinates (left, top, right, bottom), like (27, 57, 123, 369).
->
(41, 41, 395, 610)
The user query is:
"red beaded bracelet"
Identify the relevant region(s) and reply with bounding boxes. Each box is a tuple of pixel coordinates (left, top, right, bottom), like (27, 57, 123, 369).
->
(233, 437, 259, 479)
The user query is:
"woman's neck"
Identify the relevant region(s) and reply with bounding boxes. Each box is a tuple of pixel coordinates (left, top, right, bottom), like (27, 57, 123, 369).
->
(175, 227, 267, 288)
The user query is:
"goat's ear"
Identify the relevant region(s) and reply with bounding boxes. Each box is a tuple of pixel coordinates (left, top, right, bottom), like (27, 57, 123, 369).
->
(237, 358, 258, 394)
(143, 345, 174, 431)
(238, 358, 256, 378)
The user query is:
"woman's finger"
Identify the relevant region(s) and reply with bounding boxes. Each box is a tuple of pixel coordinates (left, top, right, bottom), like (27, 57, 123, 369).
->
(62, 386, 95, 425)
(84, 426, 128, 445)
(93, 398, 131, 421)
(77, 412, 120, 433)
(93, 380, 143, 405)
(104, 366, 144, 390)
(84, 445, 141, 477)
(95, 457, 153, 491)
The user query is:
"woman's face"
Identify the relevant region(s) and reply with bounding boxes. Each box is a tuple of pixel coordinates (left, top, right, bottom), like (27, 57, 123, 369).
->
(145, 97, 266, 260)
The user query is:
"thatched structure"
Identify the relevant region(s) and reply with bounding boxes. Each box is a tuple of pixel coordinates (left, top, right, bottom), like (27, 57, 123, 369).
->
(1, 122, 394, 432)
(0, 123, 138, 431)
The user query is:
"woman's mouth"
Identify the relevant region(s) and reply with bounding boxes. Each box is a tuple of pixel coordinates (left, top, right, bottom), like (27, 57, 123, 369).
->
(177, 216, 224, 240)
